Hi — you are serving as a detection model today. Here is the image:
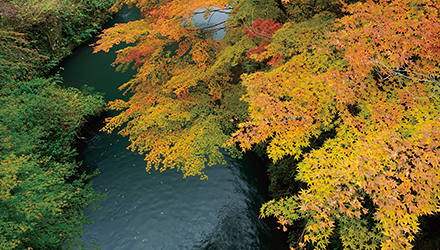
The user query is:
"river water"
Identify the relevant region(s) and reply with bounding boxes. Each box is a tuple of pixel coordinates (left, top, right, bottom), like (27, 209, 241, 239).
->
(58, 5, 288, 249)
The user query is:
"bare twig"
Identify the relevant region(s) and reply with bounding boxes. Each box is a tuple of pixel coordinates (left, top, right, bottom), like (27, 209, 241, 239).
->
(366, 58, 439, 99)
(198, 20, 227, 30)
(192, 8, 232, 15)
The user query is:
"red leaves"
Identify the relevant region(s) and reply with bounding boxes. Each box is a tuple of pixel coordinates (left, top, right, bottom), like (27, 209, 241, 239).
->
(244, 18, 282, 39)
(244, 18, 283, 64)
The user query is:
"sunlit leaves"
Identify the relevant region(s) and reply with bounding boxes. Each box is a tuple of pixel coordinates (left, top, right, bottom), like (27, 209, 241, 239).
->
(98, 36, 229, 178)
(95, 0, 256, 178)
(232, 14, 341, 162)
(260, 91, 440, 248)
(296, 99, 440, 249)
(235, 1, 440, 249)
(96, 0, 440, 248)
(334, 0, 440, 82)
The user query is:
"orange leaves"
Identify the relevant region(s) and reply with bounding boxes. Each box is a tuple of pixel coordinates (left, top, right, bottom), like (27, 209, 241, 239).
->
(190, 39, 213, 69)
(165, 64, 205, 95)
(240, 3, 440, 249)
(96, 0, 440, 247)
(362, 92, 406, 130)
(176, 37, 192, 57)
(333, 0, 440, 81)
(111, 0, 230, 24)
(96, 0, 235, 178)
(101, 86, 228, 178)
(94, 0, 238, 179)
(93, 20, 151, 53)
(150, 19, 190, 41)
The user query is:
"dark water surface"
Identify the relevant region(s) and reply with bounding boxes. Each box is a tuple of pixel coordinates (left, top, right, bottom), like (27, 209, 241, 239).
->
(58, 6, 288, 249)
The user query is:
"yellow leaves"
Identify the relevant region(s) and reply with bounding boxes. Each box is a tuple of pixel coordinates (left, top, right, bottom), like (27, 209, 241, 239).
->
(233, 51, 339, 160)
(102, 84, 229, 178)
(96, 1, 440, 249)
(165, 65, 205, 95)
(231, 15, 347, 163)
(292, 104, 440, 248)
(190, 39, 212, 69)
(339, 215, 383, 250)
(255, 88, 440, 248)
(94, 0, 242, 181)
(0, 154, 27, 198)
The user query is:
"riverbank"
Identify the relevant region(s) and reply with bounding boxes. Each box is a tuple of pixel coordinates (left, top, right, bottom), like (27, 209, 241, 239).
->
(0, 0, 115, 248)
(1, 0, 117, 79)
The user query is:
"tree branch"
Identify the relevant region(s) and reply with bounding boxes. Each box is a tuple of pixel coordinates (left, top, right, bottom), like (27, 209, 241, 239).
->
(367, 58, 440, 99)
(192, 8, 232, 15)
(198, 20, 227, 30)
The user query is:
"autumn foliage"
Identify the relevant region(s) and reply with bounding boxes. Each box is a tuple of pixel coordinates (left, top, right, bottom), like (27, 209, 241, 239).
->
(244, 18, 283, 65)
(94, 0, 242, 179)
(96, 0, 440, 248)
(241, 1, 440, 249)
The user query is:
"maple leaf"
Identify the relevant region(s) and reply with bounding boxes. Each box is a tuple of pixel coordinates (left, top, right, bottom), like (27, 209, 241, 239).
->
(95, 0, 245, 178)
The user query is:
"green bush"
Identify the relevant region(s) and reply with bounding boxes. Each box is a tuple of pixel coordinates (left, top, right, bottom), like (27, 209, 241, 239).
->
(1, 0, 115, 75)
(0, 77, 106, 249)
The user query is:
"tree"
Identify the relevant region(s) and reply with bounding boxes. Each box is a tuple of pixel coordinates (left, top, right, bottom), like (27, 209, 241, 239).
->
(333, 0, 440, 84)
(233, 1, 440, 249)
(1, 0, 115, 72)
(94, 0, 252, 179)
(1, 0, 120, 248)
(96, 0, 440, 248)
(231, 12, 341, 162)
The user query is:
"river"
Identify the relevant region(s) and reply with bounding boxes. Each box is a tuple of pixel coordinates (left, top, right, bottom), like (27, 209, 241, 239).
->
(58, 5, 288, 249)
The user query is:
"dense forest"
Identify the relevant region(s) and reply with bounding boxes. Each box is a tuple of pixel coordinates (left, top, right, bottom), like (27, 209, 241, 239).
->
(1, 0, 440, 249)
(0, 0, 115, 248)
(94, 0, 440, 249)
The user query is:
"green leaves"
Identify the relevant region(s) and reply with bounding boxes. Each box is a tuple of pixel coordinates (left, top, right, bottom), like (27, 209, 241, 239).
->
(0, 0, 115, 248)
(0, 78, 106, 249)
(0, 30, 46, 81)
(1, 0, 115, 76)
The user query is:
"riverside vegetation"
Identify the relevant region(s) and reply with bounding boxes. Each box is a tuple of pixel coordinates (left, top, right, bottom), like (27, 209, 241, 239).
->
(0, 0, 115, 248)
(2, 0, 440, 249)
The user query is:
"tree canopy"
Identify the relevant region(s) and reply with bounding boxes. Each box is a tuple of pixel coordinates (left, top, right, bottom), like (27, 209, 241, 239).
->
(94, 0, 248, 179)
(96, 0, 440, 248)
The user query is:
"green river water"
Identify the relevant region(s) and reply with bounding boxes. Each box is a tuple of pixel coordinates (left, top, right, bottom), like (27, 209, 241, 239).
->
(57, 6, 289, 249)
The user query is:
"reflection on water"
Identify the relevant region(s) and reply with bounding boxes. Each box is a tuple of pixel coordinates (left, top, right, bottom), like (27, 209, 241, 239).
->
(59, 5, 288, 250)
(78, 131, 279, 249)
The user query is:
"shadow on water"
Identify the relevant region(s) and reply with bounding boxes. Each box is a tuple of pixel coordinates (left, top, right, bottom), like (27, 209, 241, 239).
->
(55, 5, 142, 102)
(60, 5, 289, 250)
